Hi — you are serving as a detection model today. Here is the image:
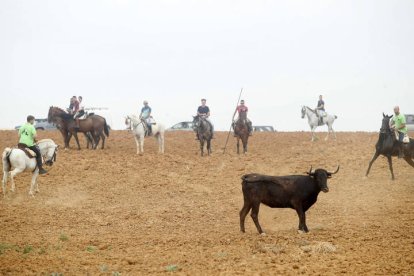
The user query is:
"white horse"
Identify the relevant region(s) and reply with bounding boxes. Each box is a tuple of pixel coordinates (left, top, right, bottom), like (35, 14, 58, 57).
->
(2, 139, 58, 197)
(301, 106, 337, 141)
(125, 115, 165, 154)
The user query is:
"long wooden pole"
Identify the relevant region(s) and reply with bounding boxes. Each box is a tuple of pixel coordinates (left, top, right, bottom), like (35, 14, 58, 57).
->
(223, 88, 243, 154)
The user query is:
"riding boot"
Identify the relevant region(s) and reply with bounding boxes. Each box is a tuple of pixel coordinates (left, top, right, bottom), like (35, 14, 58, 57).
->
(29, 145, 47, 175)
(148, 125, 152, 136)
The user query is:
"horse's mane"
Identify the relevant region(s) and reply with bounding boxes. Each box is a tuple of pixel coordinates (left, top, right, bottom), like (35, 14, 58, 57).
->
(305, 106, 316, 114)
(128, 114, 141, 123)
(38, 139, 56, 145)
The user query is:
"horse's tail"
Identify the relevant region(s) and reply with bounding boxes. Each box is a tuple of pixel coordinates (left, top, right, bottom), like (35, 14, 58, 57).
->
(104, 120, 110, 137)
(2, 148, 12, 172)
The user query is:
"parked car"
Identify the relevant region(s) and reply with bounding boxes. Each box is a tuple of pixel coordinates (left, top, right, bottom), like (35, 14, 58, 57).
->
(167, 121, 194, 131)
(15, 118, 57, 131)
(406, 114, 414, 131)
(253, 126, 275, 132)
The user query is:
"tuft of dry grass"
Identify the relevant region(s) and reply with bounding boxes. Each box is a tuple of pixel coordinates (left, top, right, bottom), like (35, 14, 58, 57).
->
(300, 242, 337, 254)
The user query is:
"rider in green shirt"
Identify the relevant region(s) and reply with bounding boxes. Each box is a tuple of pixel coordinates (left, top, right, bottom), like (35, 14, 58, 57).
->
(390, 106, 407, 158)
(18, 115, 47, 174)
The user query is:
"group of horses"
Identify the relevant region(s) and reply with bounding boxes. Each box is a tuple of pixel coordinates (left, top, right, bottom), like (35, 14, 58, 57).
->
(1, 105, 414, 198)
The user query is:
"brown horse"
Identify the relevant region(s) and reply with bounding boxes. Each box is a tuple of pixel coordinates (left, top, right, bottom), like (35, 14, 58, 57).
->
(233, 111, 250, 154)
(48, 106, 109, 150)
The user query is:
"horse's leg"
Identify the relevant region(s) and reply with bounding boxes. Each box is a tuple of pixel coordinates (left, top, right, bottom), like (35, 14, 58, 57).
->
(386, 155, 395, 180)
(403, 156, 414, 168)
(243, 136, 248, 154)
(73, 132, 81, 150)
(160, 133, 165, 154)
(325, 124, 330, 141)
(366, 151, 380, 177)
(140, 135, 145, 154)
(93, 131, 100, 150)
(156, 134, 163, 154)
(311, 126, 318, 141)
(10, 167, 24, 192)
(100, 132, 105, 149)
(2, 171, 8, 197)
(134, 135, 140, 154)
(64, 132, 72, 149)
(30, 169, 40, 196)
(207, 138, 212, 155)
(237, 137, 240, 154)
(29, 169, 39, 197)
(200, 139, 204, 156)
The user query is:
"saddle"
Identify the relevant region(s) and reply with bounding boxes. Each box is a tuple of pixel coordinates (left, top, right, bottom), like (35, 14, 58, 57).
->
(17, 143, 36, 158)
(395, 131, 410, 144)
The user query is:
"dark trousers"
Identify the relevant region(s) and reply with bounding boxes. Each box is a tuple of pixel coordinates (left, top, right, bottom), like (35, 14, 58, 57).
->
(397, 131, 405, 157)
(28, 145, 43, 167)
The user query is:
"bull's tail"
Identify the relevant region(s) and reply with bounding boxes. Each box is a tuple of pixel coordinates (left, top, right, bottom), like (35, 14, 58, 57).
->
(2, 148, 12, 172)
(104, 120, 110, 137)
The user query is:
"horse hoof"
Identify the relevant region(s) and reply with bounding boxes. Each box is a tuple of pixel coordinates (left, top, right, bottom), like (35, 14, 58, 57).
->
(260, 232, 266, 236)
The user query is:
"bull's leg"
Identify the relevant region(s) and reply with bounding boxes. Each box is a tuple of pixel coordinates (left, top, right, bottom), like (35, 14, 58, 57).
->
(403, 156, 414, 168)
(239, 201, 252, 233)
(250, 202, 264, 234)
(295, 207, 308, 233)
(2, 171, 8, 197)
(386, 155, 395, 180)
(366, 151, 380, 177)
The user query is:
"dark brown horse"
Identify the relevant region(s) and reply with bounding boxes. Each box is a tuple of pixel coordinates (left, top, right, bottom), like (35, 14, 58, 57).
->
(234, 111, 250, 154)
(193, 115, 213, 156)
(48, 106, 109, 150)
(366, 113, 414, 180)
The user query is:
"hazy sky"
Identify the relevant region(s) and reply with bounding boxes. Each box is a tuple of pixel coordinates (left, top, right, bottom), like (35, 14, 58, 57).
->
(1, 0, 413, 131)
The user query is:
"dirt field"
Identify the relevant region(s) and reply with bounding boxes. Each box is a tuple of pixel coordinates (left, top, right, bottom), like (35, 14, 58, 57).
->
(0, 130, 413, 275)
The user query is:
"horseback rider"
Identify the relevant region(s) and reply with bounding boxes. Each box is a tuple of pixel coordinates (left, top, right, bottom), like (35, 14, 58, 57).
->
(390, 106, 408, 158)
(18, 115, 47, 175)
(68, 96, 76, 114)
(140, 100, 152, 136)
(233, 99, 253, 136)
(74, 96, 85, 129)
(196, 98, 214, 139)
(316, 95, 326, 125)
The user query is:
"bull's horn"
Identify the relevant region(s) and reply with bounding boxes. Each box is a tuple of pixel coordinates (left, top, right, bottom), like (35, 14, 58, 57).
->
(383, 112, 386, 118)
(306, 166, 313, 175)
(329, 165, 340, 175)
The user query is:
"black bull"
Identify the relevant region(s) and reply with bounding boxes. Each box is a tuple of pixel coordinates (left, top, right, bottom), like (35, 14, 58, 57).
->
(240, 166, 339, 234)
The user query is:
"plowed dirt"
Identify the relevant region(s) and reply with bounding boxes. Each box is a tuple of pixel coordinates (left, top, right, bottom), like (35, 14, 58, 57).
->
(0, 130, 413, 275)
